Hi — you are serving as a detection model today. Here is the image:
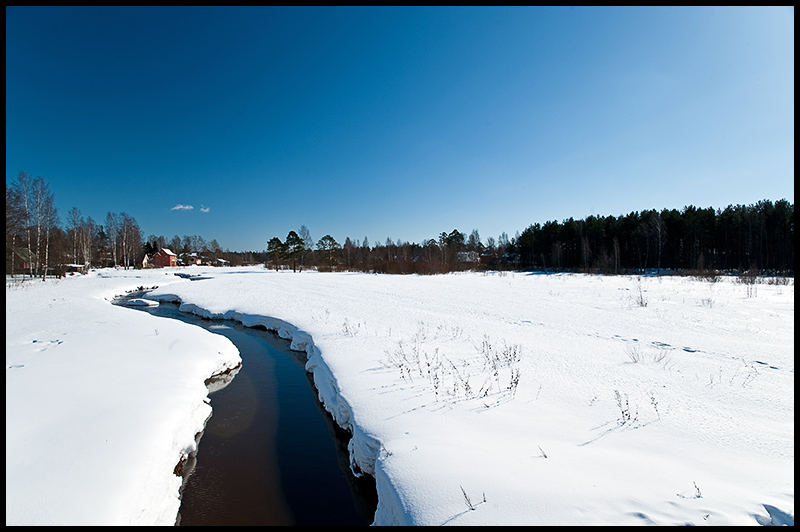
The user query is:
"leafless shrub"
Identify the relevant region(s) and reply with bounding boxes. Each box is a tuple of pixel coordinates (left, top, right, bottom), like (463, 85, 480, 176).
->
(614, 390, 638, 426)
(460, 485, 475, 511)
(688, 269, 720, 282)
(625, 344, 671, 367)
(766, 276, 791, 286)
(625, 343, 643, 363)
(651, 348, 669, 364)
(538, 445, 548, 458)
(737, 267, 758, 298)
(676, 481, 703, 500)
(650, 393, 660, 420)
(634, 277, 648, 307)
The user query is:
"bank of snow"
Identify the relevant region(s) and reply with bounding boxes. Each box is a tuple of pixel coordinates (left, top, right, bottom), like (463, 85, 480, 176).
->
(5, 270, 241, 525)
(146, 266, 792, 526)
(6, 266, 794, 526)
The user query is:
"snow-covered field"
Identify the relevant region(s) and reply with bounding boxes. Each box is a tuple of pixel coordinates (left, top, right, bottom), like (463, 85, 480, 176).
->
(6, 266, 794, 525)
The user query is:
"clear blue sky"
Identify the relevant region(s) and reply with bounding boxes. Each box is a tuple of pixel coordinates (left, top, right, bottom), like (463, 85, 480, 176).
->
(6, 6, 794, 252)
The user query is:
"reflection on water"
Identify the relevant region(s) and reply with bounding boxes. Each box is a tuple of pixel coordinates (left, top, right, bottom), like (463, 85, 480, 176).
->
(116, 295, 377, 526)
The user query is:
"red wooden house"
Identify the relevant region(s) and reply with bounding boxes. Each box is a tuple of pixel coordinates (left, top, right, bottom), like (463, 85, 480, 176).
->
(151, 248, 177, 268)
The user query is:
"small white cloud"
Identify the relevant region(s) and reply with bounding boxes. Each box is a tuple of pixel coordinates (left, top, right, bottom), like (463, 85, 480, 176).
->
(200, 206, 210, 213)
(171, 204, 194, 211)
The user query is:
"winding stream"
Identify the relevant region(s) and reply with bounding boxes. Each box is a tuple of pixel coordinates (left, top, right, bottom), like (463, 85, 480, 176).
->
(116, 294, 377, 525)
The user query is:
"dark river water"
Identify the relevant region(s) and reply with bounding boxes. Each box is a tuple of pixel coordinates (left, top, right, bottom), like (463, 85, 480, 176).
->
(116, 295, 377, 525)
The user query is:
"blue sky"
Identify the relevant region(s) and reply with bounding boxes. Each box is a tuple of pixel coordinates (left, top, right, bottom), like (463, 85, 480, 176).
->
(6, 6, 794, 252)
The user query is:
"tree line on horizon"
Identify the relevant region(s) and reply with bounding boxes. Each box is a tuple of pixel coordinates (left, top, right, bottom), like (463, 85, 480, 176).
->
(6, 171, 242, 276)
(6, 170, 794, 278)
(266, 200, 794, 276)
(6, 171, 277, 276)
(513, 200, 794, 275)
(6, 171, 148, 277)
(266, 226, 508, 274)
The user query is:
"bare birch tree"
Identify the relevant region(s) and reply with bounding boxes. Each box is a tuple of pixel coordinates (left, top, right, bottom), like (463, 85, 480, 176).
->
(80, 216, 97, 266)
(30, 176, 58, 278)
(105, 212, 120, 267)
(12, 172, 35, 277)
(67, 207, 82, 264)
(40, 192, 59, 280)
(119, 213, 142, 268)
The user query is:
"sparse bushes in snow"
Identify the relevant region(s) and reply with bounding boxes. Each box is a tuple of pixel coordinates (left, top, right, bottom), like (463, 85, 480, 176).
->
(737, 267, 759, 298)
(624, 343, 643, 363)
(380, 330, 522, 405)
(690, 269, 720, 283)
(650, 393, 660, 420)
(624, 343, 670, 367)
(765, 276, 791, 286)
(634, 277, 648, 307)
(677, 481, 703, 499)
(460, 485, 475, 511)
(459, 485, 486, 511)
(614, 389, 637, 426)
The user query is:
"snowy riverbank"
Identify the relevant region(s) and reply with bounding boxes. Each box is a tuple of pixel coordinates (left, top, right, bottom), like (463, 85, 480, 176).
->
(6, 266, 794, 525)
(6, 269, 241, 525)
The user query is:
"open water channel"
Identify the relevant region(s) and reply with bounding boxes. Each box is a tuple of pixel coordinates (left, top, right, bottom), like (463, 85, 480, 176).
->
(115, 294, 377, 525)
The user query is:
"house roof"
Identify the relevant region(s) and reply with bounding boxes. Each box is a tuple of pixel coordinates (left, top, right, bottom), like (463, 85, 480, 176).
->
(159, 248, 177, 256)
(14, 248, 37, 261)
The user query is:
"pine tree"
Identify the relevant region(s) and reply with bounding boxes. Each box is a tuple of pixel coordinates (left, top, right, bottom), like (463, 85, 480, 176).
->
(266, 237, 284, 269)
(285, 231, 304, 272)
(316, 234, 341, 269)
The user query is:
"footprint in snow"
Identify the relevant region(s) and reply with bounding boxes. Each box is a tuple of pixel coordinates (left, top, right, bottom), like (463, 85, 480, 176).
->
(31, 339, 63, 351)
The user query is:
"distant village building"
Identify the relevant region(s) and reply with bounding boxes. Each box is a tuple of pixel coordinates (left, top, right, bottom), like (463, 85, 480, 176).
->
(13, 248, 37, 272)
(457, 251, 480, 263)
(135, 253, 151, 269)
(96, 251, 115, 268)
(64, 263, 89, 274)
(151, 248, 177, 268)
(182, 252, 203, 266)
(479, 253, 498, 266)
